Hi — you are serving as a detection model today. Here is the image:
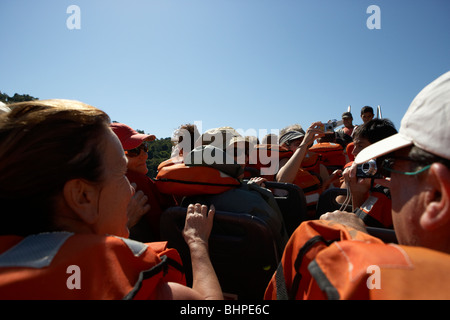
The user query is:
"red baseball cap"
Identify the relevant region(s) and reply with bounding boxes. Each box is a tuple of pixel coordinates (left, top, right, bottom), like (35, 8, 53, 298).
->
(110, 123, 156, 150)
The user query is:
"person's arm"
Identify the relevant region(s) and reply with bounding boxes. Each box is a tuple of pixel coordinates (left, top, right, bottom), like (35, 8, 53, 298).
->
(321, 169, 342, 192)
(320, 210, 368, 233)
(276, 147, 308, 183)
(157, 203, 223, 300)
(184, 203, 222, 299)
(276, 121, 324, 183)
(342, 163, 372, 209)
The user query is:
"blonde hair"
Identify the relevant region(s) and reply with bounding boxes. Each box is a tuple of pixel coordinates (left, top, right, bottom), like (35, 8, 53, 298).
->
(279, 124, 305, 137)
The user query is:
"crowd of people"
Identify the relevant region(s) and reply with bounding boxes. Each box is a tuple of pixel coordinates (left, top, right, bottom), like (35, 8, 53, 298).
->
(0, 70, 449, 300)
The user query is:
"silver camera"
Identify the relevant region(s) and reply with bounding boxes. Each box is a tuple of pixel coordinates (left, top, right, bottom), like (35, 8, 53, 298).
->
(320, 119, 343, 132)
(356, 159, 382, 178)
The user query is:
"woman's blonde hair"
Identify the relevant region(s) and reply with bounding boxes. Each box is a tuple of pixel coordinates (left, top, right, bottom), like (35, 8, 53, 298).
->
(0, 99, 111, 236)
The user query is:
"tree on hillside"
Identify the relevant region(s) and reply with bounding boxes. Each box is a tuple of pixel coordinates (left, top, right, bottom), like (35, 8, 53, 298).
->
(146, 137, 172, 178)
(134, 129, 172, 178)
(0, 91, 38, 103)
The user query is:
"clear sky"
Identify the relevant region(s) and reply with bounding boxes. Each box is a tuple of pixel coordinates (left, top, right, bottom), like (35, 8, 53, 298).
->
(1, 0, 449, 139)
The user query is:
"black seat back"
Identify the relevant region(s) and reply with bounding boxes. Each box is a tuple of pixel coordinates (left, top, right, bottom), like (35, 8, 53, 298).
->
(264, 181, 309, 236)
(159, 206, 282, 300)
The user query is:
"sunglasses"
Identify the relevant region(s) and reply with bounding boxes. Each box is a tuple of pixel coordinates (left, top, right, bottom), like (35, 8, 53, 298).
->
(381, 156, 431, 177)
(125, 144, 148, 157)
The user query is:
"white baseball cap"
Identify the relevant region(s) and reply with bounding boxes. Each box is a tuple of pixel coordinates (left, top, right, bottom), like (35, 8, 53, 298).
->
(355, 71, 450, 164)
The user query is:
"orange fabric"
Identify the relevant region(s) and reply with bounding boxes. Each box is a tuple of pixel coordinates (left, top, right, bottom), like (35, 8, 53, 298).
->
(356, 192, 393, 228)
(292, 169, 322, 208)
(309, 142, 346, 172)
(310, 241, 450, 299)
(264, 220, 379, 300)
(346, 142, 355, 162)
(300, 151, 321, 176)
(155, 163, 240, 196)
(265, 220, 450, 300)
(247, 145, 323, 208)
(247, 144, 293, 181)
(157, 157, 184, 171)
(0, 233, 185, 299)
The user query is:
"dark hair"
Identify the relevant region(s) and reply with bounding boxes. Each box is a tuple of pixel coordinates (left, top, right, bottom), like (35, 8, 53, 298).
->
(353, 118, 397, 144)
(0, 100, 111, 236)
(176, 123, 198, 152)
(342, 111, 353, 119)
(361, 106, 374, 115)
(408, 146, 450, 172)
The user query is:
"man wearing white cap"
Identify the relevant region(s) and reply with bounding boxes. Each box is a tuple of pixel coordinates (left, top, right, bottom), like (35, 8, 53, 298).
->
(265, 71, 450, 300)
(333, 70, 450, 249)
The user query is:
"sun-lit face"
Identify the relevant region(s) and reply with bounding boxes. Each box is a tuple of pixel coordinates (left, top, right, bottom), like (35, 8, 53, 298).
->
(126, 143, 149, 175)
(343, 117, 353, 128)
(388, 147, 428, 247)
(361, 112, 374, 124)
(352, 137, 371, 157)
(94, 129, 135, 237)
(285, 137, 304, 152)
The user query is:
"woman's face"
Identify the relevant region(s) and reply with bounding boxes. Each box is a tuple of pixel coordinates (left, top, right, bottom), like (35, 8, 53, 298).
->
(126, 143, 149, 175)
(94, 129, 135, 237)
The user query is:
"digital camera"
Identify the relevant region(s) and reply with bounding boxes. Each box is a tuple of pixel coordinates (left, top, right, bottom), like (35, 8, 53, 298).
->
(320, 119, 343, 132)
(356, 159, 383, 179)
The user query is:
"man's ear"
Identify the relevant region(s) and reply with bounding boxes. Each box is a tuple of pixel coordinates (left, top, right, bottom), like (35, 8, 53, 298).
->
(63, 179, 100, 225)
(420, 163, 450, 231)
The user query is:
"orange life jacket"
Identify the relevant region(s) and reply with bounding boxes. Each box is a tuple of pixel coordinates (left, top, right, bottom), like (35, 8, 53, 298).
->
(155, 162, 241, 197)
(309, 142, 347, 173)
(300, 151, 321, 176)
(345, 142, 355, 162)
(246, 144, 322, 212)
(354, 189, 393, 229)
(265, 220, 450, 300)
(292, 169, 322, 210)
(157, 157, 184, 169)
(247, 145, 320, 178)
(0, 232, 185, 299)
(247, 145, 322, 209)
(246, 144, 293, 181)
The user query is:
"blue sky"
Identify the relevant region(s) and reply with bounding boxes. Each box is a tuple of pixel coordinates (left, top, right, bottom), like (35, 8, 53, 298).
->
(1, 0, 449, 139)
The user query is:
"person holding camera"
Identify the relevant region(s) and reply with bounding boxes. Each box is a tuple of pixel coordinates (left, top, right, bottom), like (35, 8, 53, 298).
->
(276, 122, 325, 184)
(276, 122, 326, 212)
(265, 71, 450, 300)
(341, 119, 398, 228)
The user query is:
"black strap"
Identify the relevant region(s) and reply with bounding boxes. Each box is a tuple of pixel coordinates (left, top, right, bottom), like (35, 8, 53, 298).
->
(275, 235, 336, 300)
(123, 255, 184, 300)
(307, 260, 340, 300)
(275, 261, 289, 300)
(354, 208, 386, 228)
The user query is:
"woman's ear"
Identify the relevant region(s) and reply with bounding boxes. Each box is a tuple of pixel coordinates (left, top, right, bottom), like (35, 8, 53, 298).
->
(63, 179, 100, 225)
(420, 163, 450, 231)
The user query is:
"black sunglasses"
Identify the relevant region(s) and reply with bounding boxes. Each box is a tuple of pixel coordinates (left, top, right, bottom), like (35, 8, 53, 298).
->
(380, 156, 431, 177)
(125, 144, 148, 157)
